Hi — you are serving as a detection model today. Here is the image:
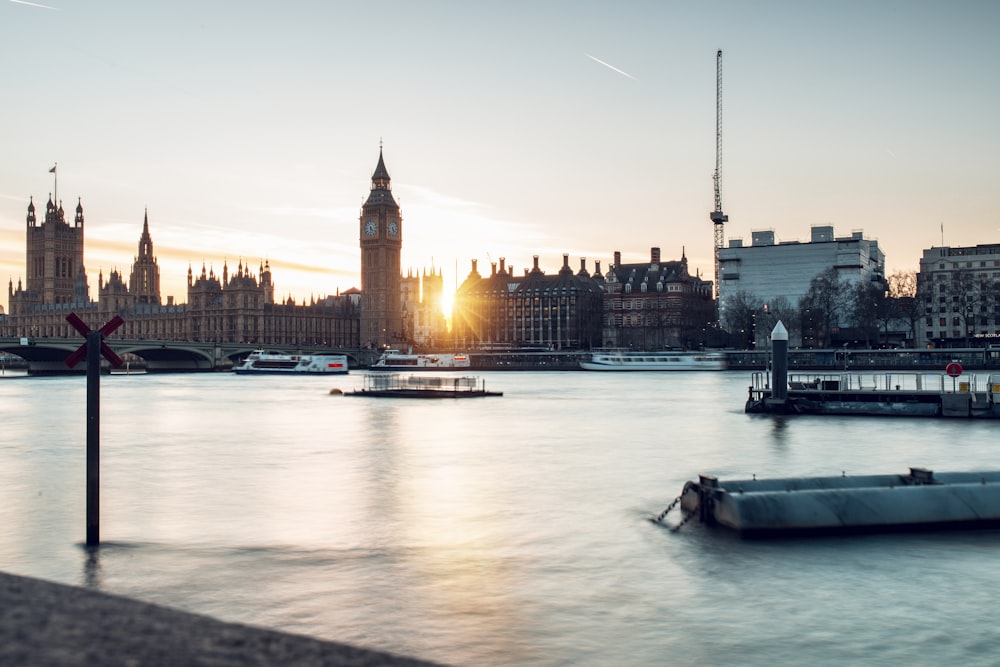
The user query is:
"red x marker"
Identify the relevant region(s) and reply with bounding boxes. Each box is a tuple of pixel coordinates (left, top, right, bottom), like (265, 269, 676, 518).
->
(65, 313, 125, 368)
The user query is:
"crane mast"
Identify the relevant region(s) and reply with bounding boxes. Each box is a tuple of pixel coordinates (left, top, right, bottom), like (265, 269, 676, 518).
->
(710, 49, 728, 299)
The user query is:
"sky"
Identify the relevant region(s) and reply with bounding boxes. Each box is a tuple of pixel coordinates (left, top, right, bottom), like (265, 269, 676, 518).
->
(2, 1, 999, 315)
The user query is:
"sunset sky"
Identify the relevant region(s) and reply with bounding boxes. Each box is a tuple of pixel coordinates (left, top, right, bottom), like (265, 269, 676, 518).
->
(2, 1, 998, 314)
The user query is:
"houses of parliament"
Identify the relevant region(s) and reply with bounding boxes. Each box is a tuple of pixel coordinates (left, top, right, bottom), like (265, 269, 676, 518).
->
(2, 151, 448, 351)
(2, 150, 717, 353)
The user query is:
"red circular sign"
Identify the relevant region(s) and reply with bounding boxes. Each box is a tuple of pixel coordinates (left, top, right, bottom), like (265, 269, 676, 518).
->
(946, 362, 963, 378)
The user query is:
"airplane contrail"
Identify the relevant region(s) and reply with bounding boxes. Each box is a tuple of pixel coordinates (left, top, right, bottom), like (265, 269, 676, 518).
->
(9, 0, 58, 8)
(586, 53, 637, 80)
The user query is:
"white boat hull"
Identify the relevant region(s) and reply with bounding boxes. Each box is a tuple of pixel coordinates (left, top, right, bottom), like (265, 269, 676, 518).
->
(370, 352, 471, 371)
(233, 350, 349, 375)
(580, 351, 726, 371)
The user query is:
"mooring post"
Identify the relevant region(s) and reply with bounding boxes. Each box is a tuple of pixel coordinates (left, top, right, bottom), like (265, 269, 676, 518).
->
(86, 330, 101, 546)
(771, 320, 789, 402)
(65, 312, 124, 548)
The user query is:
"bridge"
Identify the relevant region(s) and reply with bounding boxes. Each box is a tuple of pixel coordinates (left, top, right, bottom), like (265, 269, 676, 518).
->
(0, 337, 374, 375)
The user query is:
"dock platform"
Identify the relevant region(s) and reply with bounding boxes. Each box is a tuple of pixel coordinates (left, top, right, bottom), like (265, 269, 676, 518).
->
(746, 371, 1000, 418)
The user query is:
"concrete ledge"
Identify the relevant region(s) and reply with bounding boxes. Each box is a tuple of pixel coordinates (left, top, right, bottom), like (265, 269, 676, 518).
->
(0, 571, 444, 667)
(941, 392, 971, 417)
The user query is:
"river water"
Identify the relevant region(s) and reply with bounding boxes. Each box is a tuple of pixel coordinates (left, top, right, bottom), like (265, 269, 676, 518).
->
(1, 369, 998, 666)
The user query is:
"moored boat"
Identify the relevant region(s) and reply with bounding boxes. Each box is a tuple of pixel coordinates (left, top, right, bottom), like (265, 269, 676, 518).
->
(347, 373, 501, 398)
(233, 349, 349, 375)
(656, 467, 1000, 538)
(580, 349, 726, 371)
(369, 350, 471, 371)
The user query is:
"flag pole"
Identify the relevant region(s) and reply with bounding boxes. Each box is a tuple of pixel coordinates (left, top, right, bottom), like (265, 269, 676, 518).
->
(50, 163, 58, 206)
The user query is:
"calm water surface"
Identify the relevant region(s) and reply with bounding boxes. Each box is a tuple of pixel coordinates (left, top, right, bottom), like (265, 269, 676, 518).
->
(1, 370, 999, 666)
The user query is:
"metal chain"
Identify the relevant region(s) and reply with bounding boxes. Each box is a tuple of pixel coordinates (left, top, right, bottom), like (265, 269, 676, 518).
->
(670, 510, 695, 533)
(650, 495, 696, 533)
(652, 496, 680, 523)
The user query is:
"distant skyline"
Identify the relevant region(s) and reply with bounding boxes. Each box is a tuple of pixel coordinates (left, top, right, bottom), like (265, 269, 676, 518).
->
(3, 1, 999, 314)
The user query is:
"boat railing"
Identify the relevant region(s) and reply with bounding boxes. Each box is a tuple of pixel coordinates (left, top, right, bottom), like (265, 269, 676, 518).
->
(362, 374, 484, 392)
(752, 370, 999, 396)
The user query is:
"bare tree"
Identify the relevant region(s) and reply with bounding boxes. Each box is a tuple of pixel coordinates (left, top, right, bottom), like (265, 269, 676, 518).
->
(761, 295, 799, 346)
(720, 290, 763, 349)
(849, 281, 887, 347)
(887, 270, 924, 347)
(798, 268, 848, 348)
(887, 270, 917, 299)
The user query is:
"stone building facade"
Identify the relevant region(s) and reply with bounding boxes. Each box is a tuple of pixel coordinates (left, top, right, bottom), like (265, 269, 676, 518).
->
(4, 155, 713, 354)
(451, 255, 605, 350)
(401, 267, 447, 350)
(918, 244, 1000, 348)
(600, 248, 716, 350)
(451, 247, 715, 352)
(2, 153, 452, 352)
(5, 200, 361, 347)
(20, 195, 89, 309)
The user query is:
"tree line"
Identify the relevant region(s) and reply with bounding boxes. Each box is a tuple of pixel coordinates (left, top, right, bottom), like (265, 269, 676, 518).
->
(719, 268, 1000, 349)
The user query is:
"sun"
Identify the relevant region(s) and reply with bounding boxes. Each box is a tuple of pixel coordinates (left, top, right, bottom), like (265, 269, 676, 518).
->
(440, 289, 454, 320)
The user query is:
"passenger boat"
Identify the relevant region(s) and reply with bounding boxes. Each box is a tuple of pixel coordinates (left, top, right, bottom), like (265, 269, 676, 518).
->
(233, 349, 349, 375)
(369, 350, 471, 371)
(579, 349, 727, 371)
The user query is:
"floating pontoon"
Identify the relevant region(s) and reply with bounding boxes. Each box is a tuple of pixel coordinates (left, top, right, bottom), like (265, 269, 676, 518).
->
(656, 467, 1000, 538)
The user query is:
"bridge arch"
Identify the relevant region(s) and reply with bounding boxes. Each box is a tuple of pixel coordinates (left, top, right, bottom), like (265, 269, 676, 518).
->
(0, 337, 366, 374)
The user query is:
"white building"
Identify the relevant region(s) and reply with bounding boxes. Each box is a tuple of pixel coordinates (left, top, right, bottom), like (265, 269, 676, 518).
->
(718, 225, 885, 344)
(918, 244, 1000, 348)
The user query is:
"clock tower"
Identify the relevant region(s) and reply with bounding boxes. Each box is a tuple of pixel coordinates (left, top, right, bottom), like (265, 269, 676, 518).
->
(359, 147, 403, 348)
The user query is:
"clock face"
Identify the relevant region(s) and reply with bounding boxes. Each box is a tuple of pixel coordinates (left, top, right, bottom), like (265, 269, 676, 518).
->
(388, 221, 399, 237)
(364, 220, 377, 237)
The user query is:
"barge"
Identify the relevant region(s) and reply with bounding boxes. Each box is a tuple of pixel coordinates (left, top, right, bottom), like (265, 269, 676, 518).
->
(657, 467, 1000, 538)
(347, 374, 501, 398)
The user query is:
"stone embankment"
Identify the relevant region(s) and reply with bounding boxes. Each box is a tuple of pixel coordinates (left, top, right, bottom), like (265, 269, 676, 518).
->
(0, 571, 444, 667)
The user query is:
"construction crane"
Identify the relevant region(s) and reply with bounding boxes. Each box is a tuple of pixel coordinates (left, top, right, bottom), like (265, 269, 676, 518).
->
(710, 49, 728, 299)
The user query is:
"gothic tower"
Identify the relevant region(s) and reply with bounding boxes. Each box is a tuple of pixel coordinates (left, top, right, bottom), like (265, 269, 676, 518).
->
(359, 148, 403, 348)
(129, 209, 161, 305)
(25, 195, 87, 306)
